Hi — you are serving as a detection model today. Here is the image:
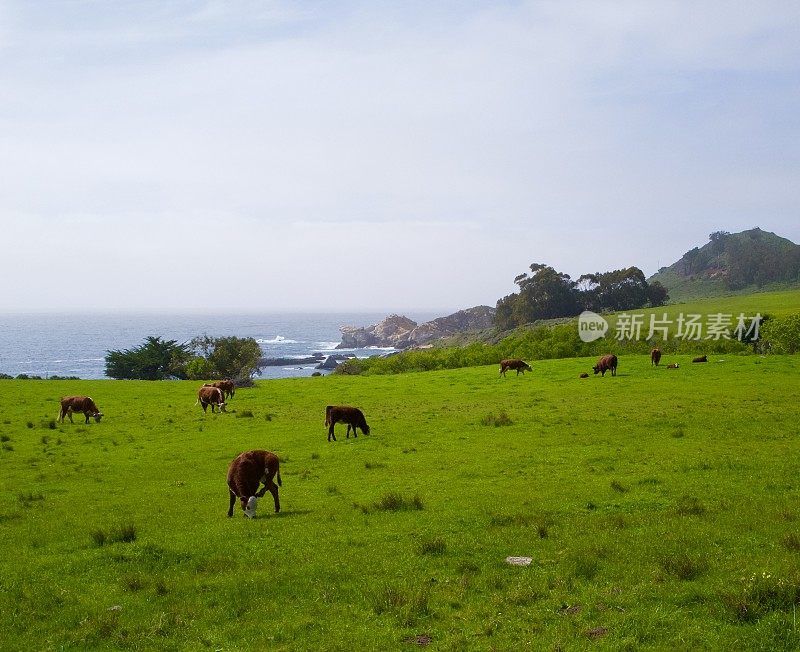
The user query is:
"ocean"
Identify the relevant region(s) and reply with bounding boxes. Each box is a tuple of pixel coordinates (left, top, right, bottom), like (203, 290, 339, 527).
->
(0, 312, 439, 380)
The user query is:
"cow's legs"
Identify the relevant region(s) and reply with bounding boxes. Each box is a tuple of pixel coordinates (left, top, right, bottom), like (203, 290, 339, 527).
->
(227, 490, 237, 517)
(67, 409, 74, 423)
(266, 482, 280, 512)
(84, 412, 90, 423)
(328, 424, 336, 441)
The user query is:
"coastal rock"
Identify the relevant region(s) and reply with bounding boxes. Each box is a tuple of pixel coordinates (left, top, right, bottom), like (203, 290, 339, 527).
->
(316, 354, 355, 370)
(337, 315, 418, 349)
(407, 306, 495, 346)
(337, 306, 495, 350)
(260, 353, 325, 367)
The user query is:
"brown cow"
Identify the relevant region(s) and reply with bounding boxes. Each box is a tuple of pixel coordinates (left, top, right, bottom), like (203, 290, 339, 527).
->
(593, 354, 618, 377)
(499, 359, 533, 377)
(692, 355, 708, 363)
(204, 379, 235, 400)
(196, 385, 227, 413)
(666, 363, 679, 369)
(58, 396, 103, 423)
(325, 405, 370, 441)
(650, 348, 662, 366)
(227, 450, 282, 518)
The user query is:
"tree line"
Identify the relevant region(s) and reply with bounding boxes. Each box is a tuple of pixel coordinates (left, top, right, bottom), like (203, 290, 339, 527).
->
(104, 335, 263, 382)
(495, 263, 668, 330)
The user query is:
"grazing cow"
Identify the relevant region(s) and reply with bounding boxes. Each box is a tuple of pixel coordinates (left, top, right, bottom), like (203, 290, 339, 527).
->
(58, 396, 103, 423)
(593, 354, 618, 377)
(204, 379, 235, 400)
(650, 348, 662, 366)
(692, 355, 708, 363)
(325, 405, 370, 442)
(227, 450, 282, 518)
(196, 385, 227, 413)
(666, 363, 679, 369)
(499, 359, 533, 377)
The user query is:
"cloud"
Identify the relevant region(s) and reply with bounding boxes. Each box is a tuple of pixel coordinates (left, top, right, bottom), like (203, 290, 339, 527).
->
(1, 1, 798, 311)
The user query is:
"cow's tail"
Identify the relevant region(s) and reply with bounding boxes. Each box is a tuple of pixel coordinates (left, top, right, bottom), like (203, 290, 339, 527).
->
(324, 405, 332, 427)
(277, 470, 282, 487)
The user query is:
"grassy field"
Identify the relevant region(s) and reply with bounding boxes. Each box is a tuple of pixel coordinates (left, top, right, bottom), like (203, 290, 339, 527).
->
(2, 353, 800, 650)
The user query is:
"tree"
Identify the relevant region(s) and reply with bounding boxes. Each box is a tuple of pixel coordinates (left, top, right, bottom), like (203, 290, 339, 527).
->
(494, 264, 580, 329)
(189, 335, 263, 381)
(105, 336, 191, 380)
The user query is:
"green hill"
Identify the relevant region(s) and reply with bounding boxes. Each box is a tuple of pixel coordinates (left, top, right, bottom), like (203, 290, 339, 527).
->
(649, 228, 800, 302)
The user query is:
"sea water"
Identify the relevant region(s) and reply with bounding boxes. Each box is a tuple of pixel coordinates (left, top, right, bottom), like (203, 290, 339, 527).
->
(0, 312, 439, 380)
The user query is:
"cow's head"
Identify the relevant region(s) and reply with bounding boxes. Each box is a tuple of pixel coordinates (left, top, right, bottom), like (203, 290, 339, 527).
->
(592, 365, 601, 375)
(218, 402, 227, 413)
(244, 495, 258, 518)
(93, 412, 103, 423)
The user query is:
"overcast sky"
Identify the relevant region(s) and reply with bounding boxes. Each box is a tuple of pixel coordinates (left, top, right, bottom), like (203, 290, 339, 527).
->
(2, 1, 798, 313)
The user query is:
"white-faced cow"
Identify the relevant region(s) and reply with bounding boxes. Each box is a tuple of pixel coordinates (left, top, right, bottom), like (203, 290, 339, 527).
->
(650, 348, 662, 366)
(196, 385, 226, 413)
(227, 450, 282, 518)
(203, 379, 235, 400)
(499, 359, 533, 377)
(325, 405, 370, 442)
(58, 396, 103, 423)
(593, 354, 618, 377)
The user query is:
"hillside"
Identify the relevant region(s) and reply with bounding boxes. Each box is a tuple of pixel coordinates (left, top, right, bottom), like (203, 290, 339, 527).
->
(649, 227, 800, 302)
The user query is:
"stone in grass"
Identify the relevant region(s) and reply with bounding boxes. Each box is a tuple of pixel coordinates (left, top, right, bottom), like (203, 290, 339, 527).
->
(505, 556, 532, 566)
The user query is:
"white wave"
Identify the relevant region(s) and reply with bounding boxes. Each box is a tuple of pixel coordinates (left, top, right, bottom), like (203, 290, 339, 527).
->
(314, 341, 341, 351)
(256, 336, 300, 344)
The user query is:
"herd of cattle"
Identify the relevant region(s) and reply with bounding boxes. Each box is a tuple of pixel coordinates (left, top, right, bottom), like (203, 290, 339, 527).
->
(56, 351, 710, 518)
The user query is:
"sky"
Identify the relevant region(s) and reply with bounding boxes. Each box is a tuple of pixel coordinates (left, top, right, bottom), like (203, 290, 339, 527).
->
(1, 0, 799, 313)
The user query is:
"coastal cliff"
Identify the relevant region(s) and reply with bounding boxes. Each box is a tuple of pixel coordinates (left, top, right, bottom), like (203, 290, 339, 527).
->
(337, 306, 496, 349)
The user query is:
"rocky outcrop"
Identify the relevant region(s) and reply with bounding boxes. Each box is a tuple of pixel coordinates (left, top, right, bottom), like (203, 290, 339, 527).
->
(337, 315, 417, 349)
(337, 306, 496, 350)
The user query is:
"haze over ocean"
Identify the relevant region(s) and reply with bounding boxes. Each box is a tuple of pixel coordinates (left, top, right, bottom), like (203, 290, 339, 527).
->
(0, 312, 439, 380)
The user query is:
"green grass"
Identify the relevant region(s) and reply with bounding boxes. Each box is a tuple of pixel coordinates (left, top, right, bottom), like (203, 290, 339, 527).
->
(1, 355, 800, 649)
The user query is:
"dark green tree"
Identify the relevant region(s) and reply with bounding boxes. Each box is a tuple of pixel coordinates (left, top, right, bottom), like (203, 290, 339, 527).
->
(495, 264, 580, 329)
(105, 336, 191, 380)
(189, 335, 263, 381)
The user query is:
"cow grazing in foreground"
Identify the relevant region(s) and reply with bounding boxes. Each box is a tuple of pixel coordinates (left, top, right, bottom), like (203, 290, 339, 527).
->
(196, 385, 226, 413)
(666, 363, 679, 369)
(650, 348, 662, 366)
(593, 354, 618, 377)
(204, 379, 235, 400)
(58, 396, 103, 423)
(325, 405, 370, 441)
(499, 359, 533, 377)
(692, 355, 708, 363)
(227, 450, 282, 518)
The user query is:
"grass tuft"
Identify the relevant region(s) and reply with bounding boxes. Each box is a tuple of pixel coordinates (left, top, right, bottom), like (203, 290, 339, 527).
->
(782, 533, 800, 551)
(660, 552, 706, 580)
(610, 480, 628, 493)
(418, 537, 446, 556)
(91, 523, 138, 546)
(480, 412, 513, 427)
(362, 492, 424, 513)
(676, 495, 706, 516)
(235, 410, 254, 418)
